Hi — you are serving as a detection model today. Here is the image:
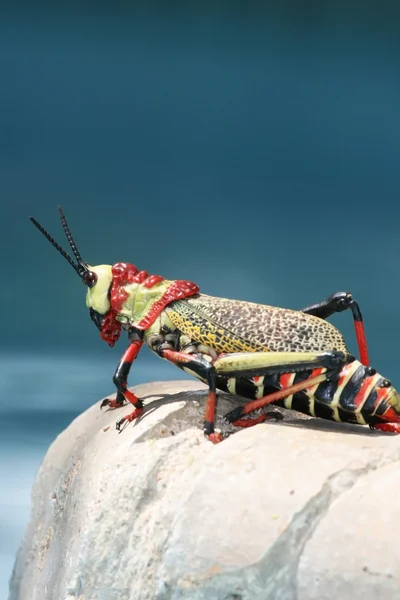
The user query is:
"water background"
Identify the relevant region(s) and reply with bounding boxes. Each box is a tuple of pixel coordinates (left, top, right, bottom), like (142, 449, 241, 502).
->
(2, 4, 400, 597)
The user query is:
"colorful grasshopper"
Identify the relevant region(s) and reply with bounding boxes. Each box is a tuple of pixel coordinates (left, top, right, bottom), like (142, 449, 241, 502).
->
(29, 207, 400, 442)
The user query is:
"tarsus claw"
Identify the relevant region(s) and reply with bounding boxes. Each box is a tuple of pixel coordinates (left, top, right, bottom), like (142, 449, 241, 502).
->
(100, 398, 126, 410)
(115, 408, 144, 432)
(116, 418, 127, 432)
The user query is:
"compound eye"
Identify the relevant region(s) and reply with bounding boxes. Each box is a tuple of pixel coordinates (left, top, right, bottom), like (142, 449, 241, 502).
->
(84, 270, 98, 288)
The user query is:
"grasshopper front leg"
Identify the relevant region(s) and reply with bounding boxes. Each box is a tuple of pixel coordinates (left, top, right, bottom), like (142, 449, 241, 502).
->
(100, 338, 146, 430)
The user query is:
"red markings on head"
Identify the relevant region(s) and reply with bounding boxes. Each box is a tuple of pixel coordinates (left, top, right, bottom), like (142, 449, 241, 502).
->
(100, 311, 122, 347)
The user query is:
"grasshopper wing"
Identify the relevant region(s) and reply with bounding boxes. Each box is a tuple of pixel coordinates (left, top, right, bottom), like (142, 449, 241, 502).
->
(165, 294, 349, 355)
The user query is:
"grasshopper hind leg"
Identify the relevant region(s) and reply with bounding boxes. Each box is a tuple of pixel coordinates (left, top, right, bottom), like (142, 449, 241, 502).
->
(300, 291, 369, 366)
(215, 350, 347, 428)
(156, 344, 348, 443)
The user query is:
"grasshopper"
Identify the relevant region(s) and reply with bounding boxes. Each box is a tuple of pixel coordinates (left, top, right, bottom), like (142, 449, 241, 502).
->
(29, 207, 400, 443)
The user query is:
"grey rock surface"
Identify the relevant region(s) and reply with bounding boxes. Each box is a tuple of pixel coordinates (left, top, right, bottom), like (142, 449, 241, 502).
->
(9, 380, 400, 600)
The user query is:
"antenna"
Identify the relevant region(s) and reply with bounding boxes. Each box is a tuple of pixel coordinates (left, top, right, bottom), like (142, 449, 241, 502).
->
(58, 205, 84, 264)
(29, 208, 98, 287)
(29, 216, 82, 276)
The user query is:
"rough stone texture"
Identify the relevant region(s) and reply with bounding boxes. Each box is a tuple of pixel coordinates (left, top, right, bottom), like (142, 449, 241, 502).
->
(9, 380, 400, 600)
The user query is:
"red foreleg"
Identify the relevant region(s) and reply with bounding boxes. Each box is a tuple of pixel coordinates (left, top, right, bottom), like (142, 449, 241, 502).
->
(99, 340, 146, 430)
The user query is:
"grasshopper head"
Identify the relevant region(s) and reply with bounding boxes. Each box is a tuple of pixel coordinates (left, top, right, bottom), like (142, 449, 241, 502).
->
(85, 264, 122, 346)
(85, 264, 113, 316)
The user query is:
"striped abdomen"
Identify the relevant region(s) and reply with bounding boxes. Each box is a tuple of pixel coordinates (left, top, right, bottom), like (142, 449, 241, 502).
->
(217, 360, 400, 426)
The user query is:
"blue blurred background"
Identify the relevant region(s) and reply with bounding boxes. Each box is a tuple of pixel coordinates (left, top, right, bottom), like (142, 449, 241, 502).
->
(2, 2, 400, 596)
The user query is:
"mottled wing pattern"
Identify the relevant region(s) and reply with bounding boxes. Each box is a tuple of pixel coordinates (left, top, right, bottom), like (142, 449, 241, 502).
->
(166, 294, 349, 355)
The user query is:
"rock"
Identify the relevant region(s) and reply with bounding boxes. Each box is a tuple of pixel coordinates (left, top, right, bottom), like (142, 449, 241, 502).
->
(9, 380, 400, 600)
